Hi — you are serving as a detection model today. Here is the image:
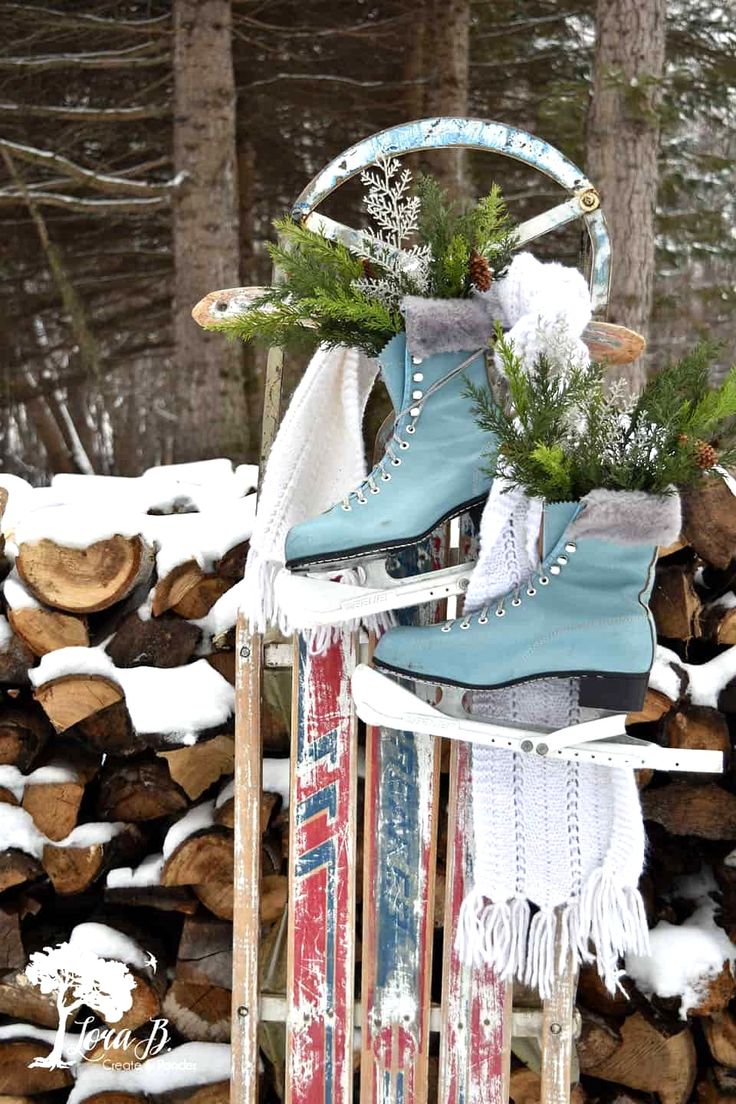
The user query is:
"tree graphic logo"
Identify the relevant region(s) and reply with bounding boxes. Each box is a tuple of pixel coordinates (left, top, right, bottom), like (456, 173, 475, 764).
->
(24, 942, 138, 1069)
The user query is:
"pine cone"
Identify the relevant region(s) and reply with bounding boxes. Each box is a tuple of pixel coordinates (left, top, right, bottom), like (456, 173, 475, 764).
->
(469, 249, 492, 292)
(695, 439, 718, 470)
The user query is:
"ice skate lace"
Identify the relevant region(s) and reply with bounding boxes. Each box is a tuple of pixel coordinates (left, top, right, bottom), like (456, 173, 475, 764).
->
(440, 540, 578, 631)
(341, 349, 485, 510)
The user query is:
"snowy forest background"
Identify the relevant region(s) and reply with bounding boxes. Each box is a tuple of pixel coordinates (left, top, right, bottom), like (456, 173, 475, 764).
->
(0, 0, 734, 479)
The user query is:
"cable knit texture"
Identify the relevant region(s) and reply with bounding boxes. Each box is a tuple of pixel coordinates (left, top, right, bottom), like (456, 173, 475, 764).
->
(457, 265, 650, 996)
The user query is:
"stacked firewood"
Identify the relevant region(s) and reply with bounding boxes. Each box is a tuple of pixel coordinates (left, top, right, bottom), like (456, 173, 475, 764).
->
(4, 463, 736, 1103)
(560, 478, 736, 1104)
(0, 461, 292, 1102)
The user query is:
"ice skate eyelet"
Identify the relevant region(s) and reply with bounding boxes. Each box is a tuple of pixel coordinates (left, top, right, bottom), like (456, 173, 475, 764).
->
(478, 615, 489, 624)
(557, 555, 568, 565)
(399, 441, 410, 450)
(549, 565, 561, 575)
(495, 608, 506, 618)
(410, 407, 421, 417)
(412, 372, 424, 382)
(342, 504, 352, 512)
(391, 458, 402, 466)
(412, 390, 423, 400)
(370, 486, 380, 494)
(357, 497, 367, 506)
(511, 598, 522, 607)
(406, 425, 416, 434)
(460, 621, 471, 630)
(565, 542, 577, 553)
(412, 355, 423, 366)
(526, 587, 536, 596)
(539, 576, 550, 585)
(381, 472, 391, 481)
(441, 624, 452, 633)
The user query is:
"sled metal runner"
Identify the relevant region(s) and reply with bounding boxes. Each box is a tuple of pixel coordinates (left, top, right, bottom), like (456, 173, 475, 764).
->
(351, 665, 723, 774)
(196, 116, 686, 1104)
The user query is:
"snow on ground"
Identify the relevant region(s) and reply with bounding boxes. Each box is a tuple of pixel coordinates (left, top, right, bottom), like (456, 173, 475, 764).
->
(68, 1042, 231, 1103)
(30, 649, 234, 742)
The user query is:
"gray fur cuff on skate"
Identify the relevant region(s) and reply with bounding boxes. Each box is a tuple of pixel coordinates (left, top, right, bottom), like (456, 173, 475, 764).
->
(401, 294, 493, 358)
(568, 488, 682, 547)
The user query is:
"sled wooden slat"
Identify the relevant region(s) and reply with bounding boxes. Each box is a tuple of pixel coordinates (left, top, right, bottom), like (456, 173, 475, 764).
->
(540, 929, 578, 1104)
(439, 739, 510, 1104)
(286, 632, 359, 1104)
(232, 621, 263, 1104)
(360, 536, 445, 1104)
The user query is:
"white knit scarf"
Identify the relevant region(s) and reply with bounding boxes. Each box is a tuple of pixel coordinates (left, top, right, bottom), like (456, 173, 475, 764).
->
(242, 343, 380, 647)
(456, 266, 651, 994)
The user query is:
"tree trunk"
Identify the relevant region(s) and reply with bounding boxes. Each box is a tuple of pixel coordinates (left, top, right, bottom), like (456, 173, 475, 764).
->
(586, 0, 666, 388)
(172, 0, 247, 461)
(424, 0, 470, 200)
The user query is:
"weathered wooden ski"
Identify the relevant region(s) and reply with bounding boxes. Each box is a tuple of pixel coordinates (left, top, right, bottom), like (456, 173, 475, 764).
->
(360, 534, 445, 1104)
(286, 631, 359, 1104)
(439, 739, 512, 1104)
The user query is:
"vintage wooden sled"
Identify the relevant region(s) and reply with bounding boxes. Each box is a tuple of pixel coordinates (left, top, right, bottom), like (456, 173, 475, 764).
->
(194, 118, 650, 1104)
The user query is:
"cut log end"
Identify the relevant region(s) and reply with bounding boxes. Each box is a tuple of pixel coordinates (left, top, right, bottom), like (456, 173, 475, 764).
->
(17, 535, 149, 614)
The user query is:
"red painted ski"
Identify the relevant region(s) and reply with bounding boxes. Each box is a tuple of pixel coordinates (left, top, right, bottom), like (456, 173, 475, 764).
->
(286, 631, 358, 1104)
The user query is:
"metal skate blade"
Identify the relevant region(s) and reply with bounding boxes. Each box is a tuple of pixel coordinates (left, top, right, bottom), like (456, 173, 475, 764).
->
(275, 562, 473, 628)
(351, 666, 723, 774)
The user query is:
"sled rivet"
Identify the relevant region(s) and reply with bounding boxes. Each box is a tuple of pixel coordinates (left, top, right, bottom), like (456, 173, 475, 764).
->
(458, 577, 469, 591)
(215, 300, 229, 312)
(536, 743, 549, 756)
(550, 1021, 563, 1035)
(237, 1005, 249, 1017)
(521, 740, 534, 753)
(240, 646, 251, 660)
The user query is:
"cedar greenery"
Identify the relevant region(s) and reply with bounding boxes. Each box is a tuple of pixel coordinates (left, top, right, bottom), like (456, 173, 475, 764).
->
(466, 330, 736, 500)
(205, 162, 517, 357)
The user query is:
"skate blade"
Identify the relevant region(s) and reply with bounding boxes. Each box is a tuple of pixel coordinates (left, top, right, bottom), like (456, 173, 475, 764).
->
(351, 665, 723, 774)
(274, 562, 473, 628)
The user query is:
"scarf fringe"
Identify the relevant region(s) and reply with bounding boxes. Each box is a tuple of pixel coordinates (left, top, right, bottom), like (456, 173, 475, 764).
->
(242, 550, 395, 652)
(455, 869, 650, 998)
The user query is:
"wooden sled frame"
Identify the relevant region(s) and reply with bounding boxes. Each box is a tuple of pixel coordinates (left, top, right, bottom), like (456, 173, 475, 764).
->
(215, 117, 624, 1104)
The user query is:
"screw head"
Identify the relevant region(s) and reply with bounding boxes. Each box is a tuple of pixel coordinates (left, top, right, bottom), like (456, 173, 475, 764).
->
(536, 743, 549, 756)
(237, 1005, 249, 1017)
(240, 645, 251, 660)
(550, 1021, 563, 1035)
(521, 739, 534, 753)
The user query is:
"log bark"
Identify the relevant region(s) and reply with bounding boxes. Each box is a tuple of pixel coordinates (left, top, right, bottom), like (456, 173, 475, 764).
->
(97, 757, 189, 821)
(586, 0, 666, 387)
(107, 611, 201, 668)
(643, 782, 736, 840)
(682, 479, 736, 570)
(0, 633, 34, 685)
(650, 565, 702, 640)
(17, 535, 151, 613)
(0, 707, 50, 770)
(172, 0, 247, 461)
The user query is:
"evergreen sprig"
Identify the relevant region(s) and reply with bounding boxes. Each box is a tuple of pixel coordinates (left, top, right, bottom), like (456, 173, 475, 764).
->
(204, 169, 519, 356)
(467, 331, 736, 500)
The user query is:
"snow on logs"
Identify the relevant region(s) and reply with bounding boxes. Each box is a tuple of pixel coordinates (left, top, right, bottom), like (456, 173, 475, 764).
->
(0, 462, 282, 1099)
(4, 462, 736, 1099)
